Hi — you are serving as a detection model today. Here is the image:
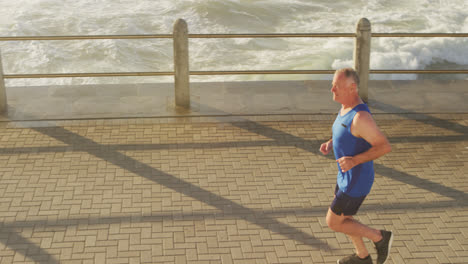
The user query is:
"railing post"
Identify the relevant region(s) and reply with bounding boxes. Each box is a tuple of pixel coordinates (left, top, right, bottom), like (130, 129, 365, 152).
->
(0, 49, 7, 114)
(354, 18, 371, 103)
(173, 19, 190, 108)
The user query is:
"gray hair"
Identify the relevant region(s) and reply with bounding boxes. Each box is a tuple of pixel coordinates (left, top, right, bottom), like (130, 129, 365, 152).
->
(336, 68, 360, 86)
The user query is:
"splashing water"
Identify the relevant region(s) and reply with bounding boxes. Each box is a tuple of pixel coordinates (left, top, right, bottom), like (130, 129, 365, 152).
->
(0, 0, 467, 86)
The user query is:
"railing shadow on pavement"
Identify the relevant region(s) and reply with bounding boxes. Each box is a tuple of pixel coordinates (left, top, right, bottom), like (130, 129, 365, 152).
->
(370, 99, 468, 135)
(0, 109, 335, 262)
(0, 230, 60, 264)
(0, 102, 467, 262)
(194, 103, 468, 204)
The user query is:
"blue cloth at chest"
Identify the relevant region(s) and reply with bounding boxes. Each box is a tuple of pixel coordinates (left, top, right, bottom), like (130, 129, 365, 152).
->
(332, 103, 374, 197)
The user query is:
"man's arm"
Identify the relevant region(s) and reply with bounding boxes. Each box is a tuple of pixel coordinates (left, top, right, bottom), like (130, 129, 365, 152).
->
(336, 111, 391, 172)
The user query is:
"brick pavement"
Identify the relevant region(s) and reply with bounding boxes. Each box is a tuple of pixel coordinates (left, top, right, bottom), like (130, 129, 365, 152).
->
(0, 114, 467, 263)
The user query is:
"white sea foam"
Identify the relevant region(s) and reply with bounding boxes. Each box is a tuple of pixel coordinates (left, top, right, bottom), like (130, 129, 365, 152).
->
(0, 0, 467, 86)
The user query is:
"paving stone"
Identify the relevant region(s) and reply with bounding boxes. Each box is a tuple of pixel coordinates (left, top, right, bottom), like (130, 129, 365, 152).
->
(0, 116, 466, 263)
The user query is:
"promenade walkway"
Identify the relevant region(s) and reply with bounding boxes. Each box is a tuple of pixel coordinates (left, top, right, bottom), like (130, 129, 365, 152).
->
(0, 111, 467, 263)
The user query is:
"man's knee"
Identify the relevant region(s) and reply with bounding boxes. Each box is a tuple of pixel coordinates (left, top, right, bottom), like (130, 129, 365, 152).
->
(326, 209, 342, 232)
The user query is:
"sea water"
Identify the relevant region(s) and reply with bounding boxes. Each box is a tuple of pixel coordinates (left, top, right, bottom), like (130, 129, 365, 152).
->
(0, 0, 467, 86)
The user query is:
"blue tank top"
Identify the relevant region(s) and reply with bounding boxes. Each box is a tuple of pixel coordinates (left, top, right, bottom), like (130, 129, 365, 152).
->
(332, 103, 374, 197)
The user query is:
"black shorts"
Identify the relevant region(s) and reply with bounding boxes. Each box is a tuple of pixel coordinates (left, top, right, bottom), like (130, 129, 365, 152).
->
(330, 185, 367, 216)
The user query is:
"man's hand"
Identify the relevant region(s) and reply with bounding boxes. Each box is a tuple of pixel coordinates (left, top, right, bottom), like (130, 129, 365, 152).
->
(336, 156, 356, 173)
(320, 140, 333, 155)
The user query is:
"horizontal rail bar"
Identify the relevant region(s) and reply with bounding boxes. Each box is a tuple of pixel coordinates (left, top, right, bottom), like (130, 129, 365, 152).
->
(195, 70, 468, 75)
(372, 33, 468, 37)
(188, 33, 355, 38)
(370, 70, 468, 74)
(4, 69, 467, 79)
(1, 33, 467, 41)
(190, 70, 336, 75)
(0, 35, 173, 41)
(3, 72, 174, 78)
(0, 33, 355, 41)
(192, 33, 468, 38)
(2, 70, 334, 78)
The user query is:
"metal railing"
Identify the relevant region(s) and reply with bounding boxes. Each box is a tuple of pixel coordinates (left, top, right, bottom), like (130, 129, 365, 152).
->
(0, 18, 467, 112)
(1, 32, 467, 41)
(2, 69, 467, 79)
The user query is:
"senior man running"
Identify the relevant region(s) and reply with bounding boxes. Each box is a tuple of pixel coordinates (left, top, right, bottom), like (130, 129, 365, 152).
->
(320, 68, 393, 264)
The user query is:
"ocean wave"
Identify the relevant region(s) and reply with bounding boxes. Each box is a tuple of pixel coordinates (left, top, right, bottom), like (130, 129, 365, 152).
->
(0, 0, 467, 86)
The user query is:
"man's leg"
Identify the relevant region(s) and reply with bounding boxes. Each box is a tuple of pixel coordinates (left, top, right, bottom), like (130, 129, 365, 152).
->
(328, 189, 394, 264)
(326, 208, 382, 243)
(349, 235, 369, 259)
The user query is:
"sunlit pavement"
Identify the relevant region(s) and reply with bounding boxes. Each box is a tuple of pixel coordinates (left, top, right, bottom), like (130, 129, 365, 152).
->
(0, 113, 467, 264)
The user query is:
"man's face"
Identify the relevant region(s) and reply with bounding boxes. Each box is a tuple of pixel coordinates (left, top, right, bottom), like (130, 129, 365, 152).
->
(330, 72, 351, 103)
